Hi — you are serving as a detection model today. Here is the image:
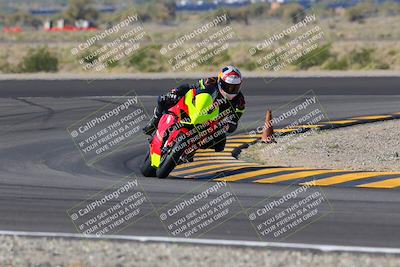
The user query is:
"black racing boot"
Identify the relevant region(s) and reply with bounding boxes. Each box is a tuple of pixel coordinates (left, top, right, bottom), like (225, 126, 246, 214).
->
(212, 134, 226, 152)
(143, 107, 162, 135)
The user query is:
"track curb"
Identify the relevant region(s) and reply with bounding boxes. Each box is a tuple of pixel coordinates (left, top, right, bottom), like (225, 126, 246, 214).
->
(172, 112, 400, 188)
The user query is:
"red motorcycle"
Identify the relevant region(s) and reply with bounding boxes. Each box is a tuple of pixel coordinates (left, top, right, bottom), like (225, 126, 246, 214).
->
(140, 88, 230, 178)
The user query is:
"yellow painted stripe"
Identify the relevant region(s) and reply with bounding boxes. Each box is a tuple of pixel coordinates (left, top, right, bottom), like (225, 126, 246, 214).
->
(197, 148, 234, 153)
(214, 167, 313, 182)
(229, 129, 296, 139)
(231, 134, 262, 138)
(301, 172, 400, 186)
(322, 120, 357, 125)
(228, 135, 257, 139)
(226, 139, 257, 143)
(254, 170, 348, 184)
(194, 152, 232, 157)
(357, 178, 400, 189)
(290, 125, 323, 129)
(175, 160, 242, 169)
(184, 164, 260, 178)
(275, 129, 296, 133)
(225, 143, 244, 148)
(194, 157, 235, 161)
(172, 162, 258, 176)
(351, 115, 392, 120)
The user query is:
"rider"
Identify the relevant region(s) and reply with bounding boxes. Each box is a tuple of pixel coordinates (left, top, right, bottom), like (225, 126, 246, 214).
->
(143, 65, 246, 152)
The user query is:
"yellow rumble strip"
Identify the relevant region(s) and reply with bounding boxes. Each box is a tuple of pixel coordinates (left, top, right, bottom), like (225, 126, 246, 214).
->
(254, 170, 349, 184)
(274, 129, 296, 133)
(225, 139, 257, 143)
(184, 164, 260, 178)
(175, 160, 243, 169)
(170, 112, 400, 189)
(215, 168, 313, 182)
(322, 120, 357, 125)
(225, 143, 245, 148)
(227, 134, 259, 139)
(357, 178, 400, 189)
(301, 172, 400, 186)
(193, 157, 236, 161)
(289, 125, 324, 129)
(351, 115, 392, 120)
(197, 148, 235, 153)
(194, 152, 233, 157)
(172, 162, 260, 176)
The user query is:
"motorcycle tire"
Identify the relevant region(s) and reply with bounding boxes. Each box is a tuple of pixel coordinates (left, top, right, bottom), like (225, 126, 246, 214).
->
(156, 134, 186, 178)
(140, 148, 157, 177)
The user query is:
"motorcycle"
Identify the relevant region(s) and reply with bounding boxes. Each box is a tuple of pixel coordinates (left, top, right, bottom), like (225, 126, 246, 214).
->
(140, 88, 231, 178)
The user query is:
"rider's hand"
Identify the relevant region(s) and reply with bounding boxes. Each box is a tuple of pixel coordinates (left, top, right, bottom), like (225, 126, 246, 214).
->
(166, 92, 178, 101)
(159, 92, 179, 108)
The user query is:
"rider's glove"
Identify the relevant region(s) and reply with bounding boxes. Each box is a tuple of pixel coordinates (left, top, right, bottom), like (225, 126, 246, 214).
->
(166, 92, 178, 100)
(159, 92, 179, 109)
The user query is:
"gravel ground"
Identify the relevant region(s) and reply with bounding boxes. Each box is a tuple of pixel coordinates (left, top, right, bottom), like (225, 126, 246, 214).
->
(1, 235, 400, 267)
(241, 120, 400, 172)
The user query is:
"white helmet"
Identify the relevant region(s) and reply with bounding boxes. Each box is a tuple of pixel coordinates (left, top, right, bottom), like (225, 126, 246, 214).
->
(217, 65, 243, 100)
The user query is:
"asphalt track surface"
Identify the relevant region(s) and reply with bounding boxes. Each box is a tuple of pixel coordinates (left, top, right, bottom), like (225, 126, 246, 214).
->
(0, 77, 400, 248)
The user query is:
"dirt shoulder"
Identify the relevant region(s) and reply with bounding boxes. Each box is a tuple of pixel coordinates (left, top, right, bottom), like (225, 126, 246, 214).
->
(1, 235, 399, 267)
(240, 120, 400, 172)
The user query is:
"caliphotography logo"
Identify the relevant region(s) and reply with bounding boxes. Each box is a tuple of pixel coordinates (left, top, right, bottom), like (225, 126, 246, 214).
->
(1, 0, 400, 266)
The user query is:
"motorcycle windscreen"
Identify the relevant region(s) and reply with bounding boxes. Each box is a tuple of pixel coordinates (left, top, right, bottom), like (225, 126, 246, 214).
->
(184, 91, 219, 125)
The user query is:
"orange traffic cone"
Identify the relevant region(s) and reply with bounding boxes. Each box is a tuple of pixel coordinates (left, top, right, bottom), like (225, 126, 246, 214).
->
(261, 110, 276, 143)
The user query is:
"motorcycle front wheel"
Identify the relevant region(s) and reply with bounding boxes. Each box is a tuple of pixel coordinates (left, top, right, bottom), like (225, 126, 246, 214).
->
(140, 148, 157, 177)
(156, 134, 187, 178)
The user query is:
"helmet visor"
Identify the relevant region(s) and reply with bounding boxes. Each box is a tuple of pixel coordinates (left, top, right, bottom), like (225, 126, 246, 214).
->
(221, 80, 241, 94)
